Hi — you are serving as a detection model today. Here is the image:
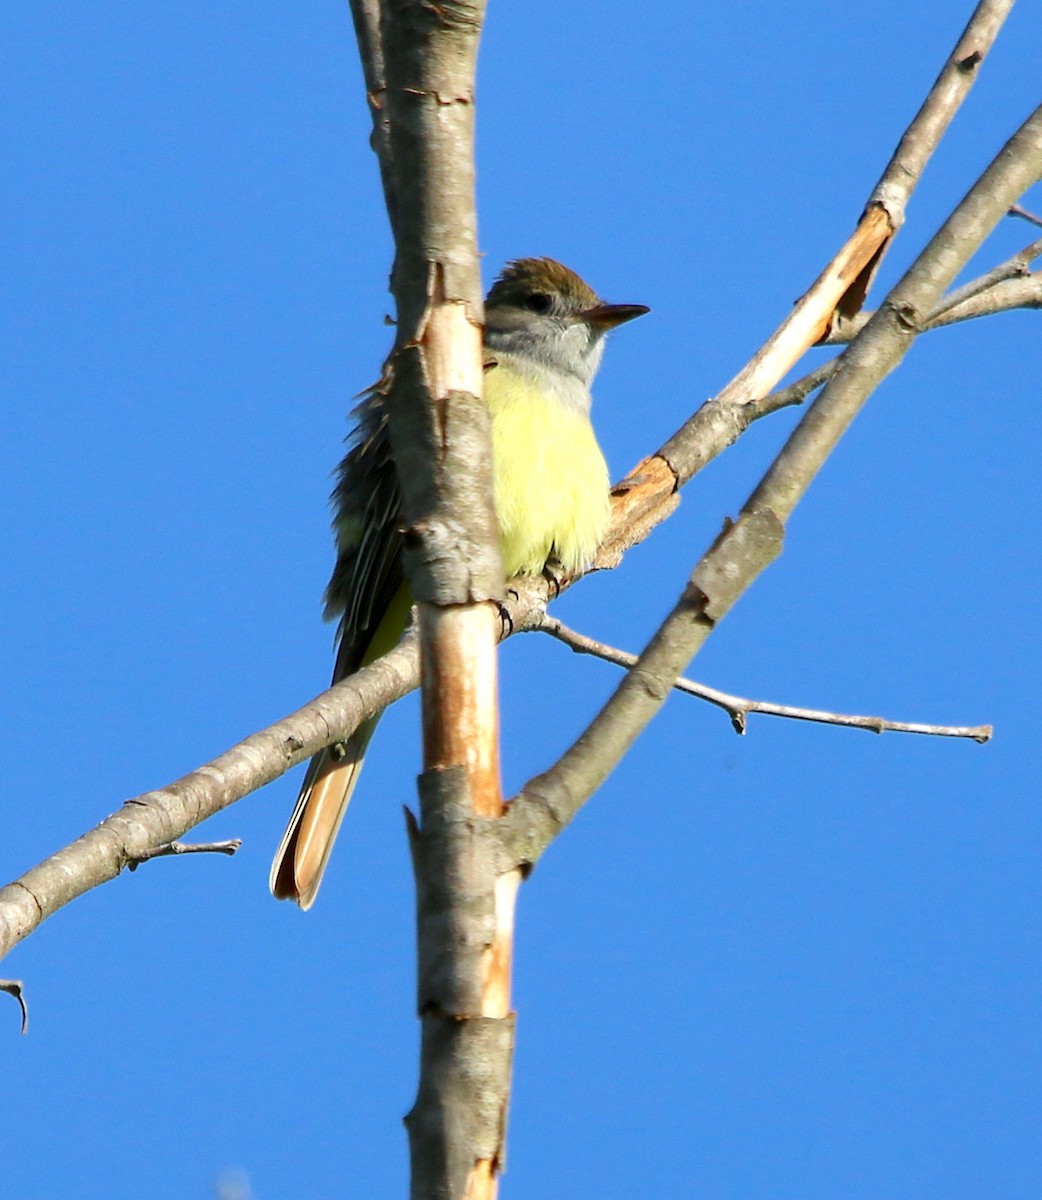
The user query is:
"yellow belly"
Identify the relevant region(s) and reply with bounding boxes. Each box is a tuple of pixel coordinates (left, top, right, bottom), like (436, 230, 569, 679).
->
(486, 363, 611, 576)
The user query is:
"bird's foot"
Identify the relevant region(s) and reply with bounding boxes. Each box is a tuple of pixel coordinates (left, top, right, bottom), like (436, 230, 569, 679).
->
(542, 562, 563, 599)
(496, 594, 517, 638)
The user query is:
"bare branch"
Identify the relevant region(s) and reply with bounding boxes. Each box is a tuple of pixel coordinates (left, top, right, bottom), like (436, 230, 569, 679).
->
(364, 3, 514, 1196)
(540, 617, 992, 743)
(0, 980, 28, 1035)
(599, 1, 1009, 569)
(502, 103, 1042, 868)
(126, 839, 243, 870)
(0, 634, 420, 962)
(752, 106, 1042, 526)
(1009, 202, 1042, 228)
(754, 358, 842, 416)
(865, 0, 1014, 226)
(825, 271, 1042, 345)
(928, 272, 1042, 326)
(347, 0, 396, 236)
(930, 232, 1042, 320)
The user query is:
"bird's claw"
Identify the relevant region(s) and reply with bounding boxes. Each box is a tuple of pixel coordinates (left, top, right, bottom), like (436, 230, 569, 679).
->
(496, 600, 515, 638)
(542, 562, 563, 599)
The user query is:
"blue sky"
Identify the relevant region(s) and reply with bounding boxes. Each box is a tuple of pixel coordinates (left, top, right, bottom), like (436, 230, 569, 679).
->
(3, 3, 1040, 1198)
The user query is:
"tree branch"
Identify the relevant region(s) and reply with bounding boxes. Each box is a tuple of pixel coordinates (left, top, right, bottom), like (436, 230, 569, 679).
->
(930, 233, 1042, 319)
(539, 617, 992, 742)
(361, 4, 515, 1197)
(0, 635, 420, 961)
(826, 221, 1042, 343)
(500, 101, 1041, 868)
(126, 839, 243, 869)
(347, 0, 397, 237)
(864, 0, 1014, 225)
(927, 271, 1042, 326)
(595, 0, 1010, 572)
(1009, 202, 1042, 228)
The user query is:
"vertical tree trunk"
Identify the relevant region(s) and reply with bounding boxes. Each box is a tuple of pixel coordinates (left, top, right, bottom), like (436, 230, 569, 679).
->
(348, 2, 517, 1196)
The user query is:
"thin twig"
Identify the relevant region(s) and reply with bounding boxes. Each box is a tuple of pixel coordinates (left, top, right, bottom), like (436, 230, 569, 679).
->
(0, 980, 28, 1035)
(1009, 203, 1042, 228)
(753, 357, 842, 415)
(824, 266, 1042, 344)
(928, 273, 1042, 326)
(540, 617, 992, 742)
(126, 839, 242, 870)
(930, 233, 1042, 319)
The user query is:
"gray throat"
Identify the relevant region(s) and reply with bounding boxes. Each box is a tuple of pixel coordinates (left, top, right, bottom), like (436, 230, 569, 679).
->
(485, 325, 603, 414)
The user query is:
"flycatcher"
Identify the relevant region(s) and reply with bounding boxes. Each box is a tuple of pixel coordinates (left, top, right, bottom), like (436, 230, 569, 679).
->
(271, 257, 648, 908)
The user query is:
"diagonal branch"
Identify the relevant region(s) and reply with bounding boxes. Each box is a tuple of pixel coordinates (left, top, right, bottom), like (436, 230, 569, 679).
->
(595, 0, 1011, 570)
(1009, 202, 1042, 228)
(827, 217, 1042, 342)
(927, 271, 1042, 326)
(931, 232, 1042, 319)
(501, 103, 1042, 867)
(863, 0, 1015, 225)
(0, 636, 420, 960)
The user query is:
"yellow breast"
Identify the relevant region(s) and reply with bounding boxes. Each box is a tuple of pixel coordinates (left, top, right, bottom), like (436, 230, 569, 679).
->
(485, 360, 611, 577)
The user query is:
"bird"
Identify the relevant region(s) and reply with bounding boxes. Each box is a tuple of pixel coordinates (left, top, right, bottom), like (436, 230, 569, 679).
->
(271, 257, 648, 908)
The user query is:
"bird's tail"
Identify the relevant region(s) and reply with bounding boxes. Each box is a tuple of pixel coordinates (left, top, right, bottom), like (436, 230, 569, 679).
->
(269, 716, 379, 910)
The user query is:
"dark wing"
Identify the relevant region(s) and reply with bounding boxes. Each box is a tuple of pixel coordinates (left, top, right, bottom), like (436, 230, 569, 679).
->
(323, 390, 405, 682)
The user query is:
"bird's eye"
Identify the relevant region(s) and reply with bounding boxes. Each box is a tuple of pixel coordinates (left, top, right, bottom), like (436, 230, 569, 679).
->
(523, 292, 552, 314)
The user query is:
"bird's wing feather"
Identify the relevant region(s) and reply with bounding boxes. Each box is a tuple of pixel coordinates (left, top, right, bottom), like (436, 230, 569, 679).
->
(325, 389, 405, 683)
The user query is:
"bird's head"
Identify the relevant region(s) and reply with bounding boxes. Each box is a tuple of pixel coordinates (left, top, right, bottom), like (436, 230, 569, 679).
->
(484, 258, 648, 388)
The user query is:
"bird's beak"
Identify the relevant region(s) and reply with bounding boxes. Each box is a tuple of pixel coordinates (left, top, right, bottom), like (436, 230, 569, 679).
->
(580, 302, 651, 329)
